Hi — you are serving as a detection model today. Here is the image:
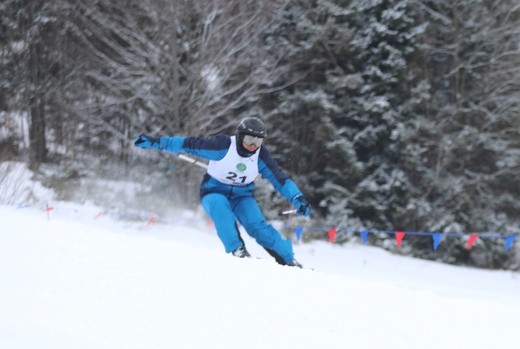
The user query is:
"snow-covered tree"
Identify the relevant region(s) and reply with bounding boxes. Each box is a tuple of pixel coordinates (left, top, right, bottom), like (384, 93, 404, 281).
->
(260, 1, 426, 232)
(399, 0, 519, 267)
(2, 0, 59, 168)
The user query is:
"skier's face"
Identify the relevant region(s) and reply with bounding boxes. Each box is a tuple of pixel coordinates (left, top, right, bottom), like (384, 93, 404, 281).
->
(242, 142, 259, 152)
(242, 135, 264, 152)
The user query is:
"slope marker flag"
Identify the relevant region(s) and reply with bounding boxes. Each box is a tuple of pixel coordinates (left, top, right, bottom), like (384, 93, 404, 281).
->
(328, 228, 337, 244)
(44, 204, 55, 221)
(93, 210, 106, 219)
(432, 233, 442, 250)
(295, 226, 304, 241)
(505, 235, 516, 252)
(147, 215, 158, 227)
(281, 225, 519, 252)
(395, 231, 406, 248)
(360, 230, 369, 245)
(466, 233, 478, 249)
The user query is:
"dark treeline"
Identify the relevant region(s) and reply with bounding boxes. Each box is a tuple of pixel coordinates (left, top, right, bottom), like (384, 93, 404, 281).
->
(1, 0, 519, 269)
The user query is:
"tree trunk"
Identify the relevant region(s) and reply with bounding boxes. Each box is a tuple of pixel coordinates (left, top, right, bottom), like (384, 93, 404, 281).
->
(29, 97, 47, 169)
(28, 34, 47, 170)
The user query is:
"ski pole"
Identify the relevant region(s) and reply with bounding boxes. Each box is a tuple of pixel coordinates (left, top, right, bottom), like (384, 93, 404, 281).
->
(165, 151, 208, 169)
(280, 209, 297, 215)
(177, 153, 208, 169)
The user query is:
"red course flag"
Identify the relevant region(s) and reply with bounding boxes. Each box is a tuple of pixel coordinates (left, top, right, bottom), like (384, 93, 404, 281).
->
(466, 233, 478, 249)
(328, 228, 337, 244)
(93, 210, 105, 219)
(147, 215, 158, 226)
(44, 204, 55, 221)
(395, 231, 406, 248)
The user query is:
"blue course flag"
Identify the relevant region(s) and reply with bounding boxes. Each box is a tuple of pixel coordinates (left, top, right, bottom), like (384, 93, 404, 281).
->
(505, 235, 516, 252)
(360, 230, 369, 245)
(432, 233, 442, 250)
(295, 226, 304, 241)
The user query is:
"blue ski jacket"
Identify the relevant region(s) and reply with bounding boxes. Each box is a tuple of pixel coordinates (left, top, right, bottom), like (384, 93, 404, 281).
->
(154, 135, 303, 203)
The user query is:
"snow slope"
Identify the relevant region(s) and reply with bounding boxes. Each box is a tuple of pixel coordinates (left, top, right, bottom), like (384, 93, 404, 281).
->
(1, 203, 519, 349)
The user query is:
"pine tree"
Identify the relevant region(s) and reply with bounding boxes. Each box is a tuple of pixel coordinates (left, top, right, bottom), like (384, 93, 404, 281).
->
(258, 0, 427, 236)
(331, 0, 427, 232)
(403, 0, 520, 268)
(258, 0, 358, 214)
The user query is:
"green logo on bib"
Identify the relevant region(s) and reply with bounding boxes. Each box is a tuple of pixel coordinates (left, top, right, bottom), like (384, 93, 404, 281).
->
(236, 163, 247, 172)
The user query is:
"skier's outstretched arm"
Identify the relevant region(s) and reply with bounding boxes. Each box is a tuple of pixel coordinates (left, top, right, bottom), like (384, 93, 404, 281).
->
(134, 134, 230, 161)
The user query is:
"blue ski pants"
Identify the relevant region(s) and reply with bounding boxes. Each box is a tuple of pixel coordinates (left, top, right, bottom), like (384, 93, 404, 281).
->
(201, 193, 294, 264)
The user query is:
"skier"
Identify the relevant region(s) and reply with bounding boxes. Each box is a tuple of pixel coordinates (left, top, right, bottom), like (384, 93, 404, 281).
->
(134, 117, 310, 267)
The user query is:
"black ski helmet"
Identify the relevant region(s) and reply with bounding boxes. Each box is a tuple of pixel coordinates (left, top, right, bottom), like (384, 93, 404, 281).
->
(237, 117, 267, 139)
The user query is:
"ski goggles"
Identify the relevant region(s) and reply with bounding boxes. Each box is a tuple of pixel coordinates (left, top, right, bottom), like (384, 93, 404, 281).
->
(243, 134, 264, 147)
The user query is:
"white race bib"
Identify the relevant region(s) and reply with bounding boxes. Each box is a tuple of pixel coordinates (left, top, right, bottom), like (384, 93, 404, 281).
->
(207, 136, 259, 186)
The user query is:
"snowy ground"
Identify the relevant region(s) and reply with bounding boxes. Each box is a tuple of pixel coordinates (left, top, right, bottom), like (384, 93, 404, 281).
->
(1, 203, 519, 349)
